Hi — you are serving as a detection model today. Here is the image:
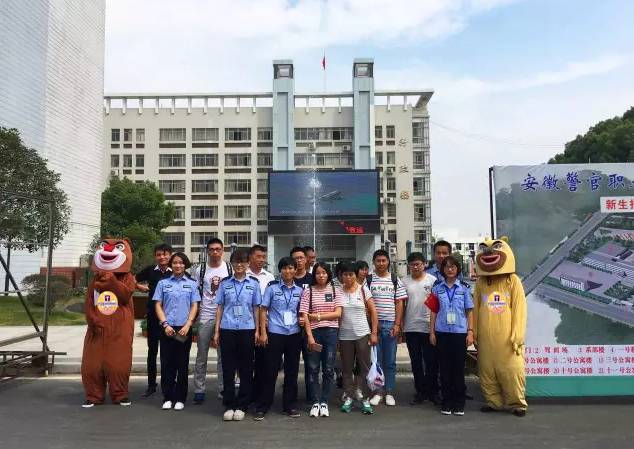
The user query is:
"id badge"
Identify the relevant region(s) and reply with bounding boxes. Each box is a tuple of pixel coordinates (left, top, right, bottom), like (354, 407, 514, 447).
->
(283, 311, 295, 326)
(233, 305, 244, 317)
(447, 310, 457, 325)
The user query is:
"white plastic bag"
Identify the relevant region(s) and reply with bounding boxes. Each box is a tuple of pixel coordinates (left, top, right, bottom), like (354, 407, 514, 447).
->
(366, 346, 385, 392)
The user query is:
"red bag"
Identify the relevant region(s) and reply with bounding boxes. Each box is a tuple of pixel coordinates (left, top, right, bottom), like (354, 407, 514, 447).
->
(425, 293, 440, 313)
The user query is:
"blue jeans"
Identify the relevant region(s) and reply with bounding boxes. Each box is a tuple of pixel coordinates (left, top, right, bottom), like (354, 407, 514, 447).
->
(377, 320, 397, 393)
(306, 327, 338, 404)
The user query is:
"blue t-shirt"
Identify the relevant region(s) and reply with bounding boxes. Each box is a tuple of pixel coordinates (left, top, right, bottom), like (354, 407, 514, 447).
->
(261, 281, 303, 335)
(432, 279, 473, 333)
(153, 275, 201, 326)
(216, 275, 261, 330)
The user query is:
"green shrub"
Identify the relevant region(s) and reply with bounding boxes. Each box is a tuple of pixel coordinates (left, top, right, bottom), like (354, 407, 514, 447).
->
(21, 274, 71, 309)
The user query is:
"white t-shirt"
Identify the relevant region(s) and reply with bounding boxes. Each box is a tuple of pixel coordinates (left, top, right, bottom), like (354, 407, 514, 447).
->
(402, 273, 436, 333)
(192, 262, 230, 323)
(247, 267, 275, 294)
(339, 285, 372, 341)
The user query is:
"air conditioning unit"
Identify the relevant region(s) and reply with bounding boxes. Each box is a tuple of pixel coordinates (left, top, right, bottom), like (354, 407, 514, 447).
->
(307, 142, 316, 151)
(341, 145, 351, 152)
(385, 167, 394, 174)
(386, 197, 395, 203)
(389, 246, 397, 255)
(110, 169, 119, 177)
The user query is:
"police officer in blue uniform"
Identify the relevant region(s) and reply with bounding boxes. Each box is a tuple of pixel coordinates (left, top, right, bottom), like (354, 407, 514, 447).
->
(212, 249, 262, 422)
(254, 257, 304, 420)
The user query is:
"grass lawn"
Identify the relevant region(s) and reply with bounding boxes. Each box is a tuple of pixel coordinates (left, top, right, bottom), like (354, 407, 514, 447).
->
(0, 295, 85, 326)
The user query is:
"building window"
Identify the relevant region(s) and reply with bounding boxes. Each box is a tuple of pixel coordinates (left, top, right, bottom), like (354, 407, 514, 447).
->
(375, 152, 383, 165)
(192, 154, 218, 167)
(173, 206, 185, 220)
(413, 152, 424, 170)
(386, 203, 396, 217)
(225, 179, 251, 193)
(224, 231, 251, 246)
(257, 179, 268, 193)
(414, 204, 426, 221)
(257, 232, 267, 244)
(468, 243, 475, 251)
(257, 153, 272, 166)
(163, 232, 185, 247)
(136, 128, 145, 142)
(412, 122, 423, 144)
(111, 129, 120, 142)
(386, 152, 396, 165)
(123, 154, 132, 168)
(225, 154, 251, 167)
(225, 128, 251, 141)
(192, 232, 218, 246)
(413, 177, 428, 196)
(123, 129, 132, 142)
(294, 127, 353, 141)
(257, 205, 268, 219)
(354, 63, 372, 78)
(192, 128, 219, 141)
(225, 205, 251, 219)
(159, 154, 186, 168)
(414, 230, 428, 246)
(135, 154, 144, 167)
(159, 128, 186, 142)
(110, 155, 119, 167)
(455, 243, 462, 251)
(386, 177, 396, 191)
(257, 127, 272, 141)
(192, 179, 218, 193)
(386, 125, 395, 139)
(375, 126, 382, 139)
(191, 206, 218, 219)
(387, 230, 397, 244)
(159, 180, 185, 194)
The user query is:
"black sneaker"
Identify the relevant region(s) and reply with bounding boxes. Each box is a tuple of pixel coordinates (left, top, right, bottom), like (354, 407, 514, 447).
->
(512, 409, 526, 417)
(409, 394, 424, 405)
(141, 385, 157, 398)
(253, 411, 265, 421)
(82, 400, 95, 408)
(119, 398, 132, 406)
(285, 409, 301, 418)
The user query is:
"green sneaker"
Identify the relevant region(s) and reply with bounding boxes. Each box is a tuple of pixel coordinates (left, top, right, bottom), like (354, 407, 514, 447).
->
(361, 399, 374, 415)
(340, 397, 353, 413)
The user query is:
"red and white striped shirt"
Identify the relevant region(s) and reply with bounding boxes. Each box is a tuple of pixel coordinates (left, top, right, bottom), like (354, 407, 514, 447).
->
(299, 284, 344, 330)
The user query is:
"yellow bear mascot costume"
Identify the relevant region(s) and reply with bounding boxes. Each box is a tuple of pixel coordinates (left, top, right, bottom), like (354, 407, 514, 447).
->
(473, 237, 527, 417)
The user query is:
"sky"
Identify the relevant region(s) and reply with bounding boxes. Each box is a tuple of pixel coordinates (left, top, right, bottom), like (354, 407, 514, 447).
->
(105, 0, 634, 240)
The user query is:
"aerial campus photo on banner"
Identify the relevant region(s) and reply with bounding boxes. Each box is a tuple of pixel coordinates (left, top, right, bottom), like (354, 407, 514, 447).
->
(492, 164, 634, 396)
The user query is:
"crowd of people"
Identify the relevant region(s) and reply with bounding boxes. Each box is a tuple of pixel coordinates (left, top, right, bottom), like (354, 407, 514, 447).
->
(134, 237, 482, 421)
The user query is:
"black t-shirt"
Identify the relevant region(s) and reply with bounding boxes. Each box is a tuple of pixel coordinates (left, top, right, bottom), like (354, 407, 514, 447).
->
(293, 272, 313, 289)
(135, 265, 172, 313)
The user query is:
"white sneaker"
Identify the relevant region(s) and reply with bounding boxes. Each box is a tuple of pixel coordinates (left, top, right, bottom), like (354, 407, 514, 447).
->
(162, 401, 172, 410)
(223, 409, 235, 421)
(174, 402, 185, 411)
(319, 403, 329, 417)
(309, 403, 320, 417)
(233, 409, 245, 421)
(385, 394, 396, 406)
(369, 394, 383, 406)
(354, 388, 364, 401)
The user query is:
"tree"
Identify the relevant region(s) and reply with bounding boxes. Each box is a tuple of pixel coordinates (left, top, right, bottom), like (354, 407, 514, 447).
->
(0, 127, 71, 251)
(549, 107, 634, 163)
(99, 178, 175, 271)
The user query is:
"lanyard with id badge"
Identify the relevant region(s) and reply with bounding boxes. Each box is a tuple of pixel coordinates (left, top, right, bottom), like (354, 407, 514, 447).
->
(445, 285, 459, 326)
(232, 280, 246, 318)
(282, 286, 296, 326)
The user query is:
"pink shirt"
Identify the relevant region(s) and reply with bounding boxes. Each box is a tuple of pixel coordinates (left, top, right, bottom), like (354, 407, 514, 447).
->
(299, 284, 344, 330)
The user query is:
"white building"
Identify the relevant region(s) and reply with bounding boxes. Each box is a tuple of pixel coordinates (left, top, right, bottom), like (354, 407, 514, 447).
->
(104, 59, 433, 270)
(0, 0, 105, 286)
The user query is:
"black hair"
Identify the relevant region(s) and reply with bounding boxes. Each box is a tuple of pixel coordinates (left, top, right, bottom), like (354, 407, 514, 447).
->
(334, 261, 345, 277)
(206, 237, 224, 248)
(290, 246, 307, 257)
(355, 260, 369, 270)
(153, 243, 173, 254)
(407, 252, 426, 264)
(249, 244, 267, 255)
(230, 248, 250, 263)
(372, 249, 390, 262)
(433, 240, 452, 253)
(440, 255, 462, 277)
(278, 256, 297, 272)
(310, 262, 333, 286)
(169, 252, 191, 269)
(303, 245, 315, 253)
(339, 261, 358, 274)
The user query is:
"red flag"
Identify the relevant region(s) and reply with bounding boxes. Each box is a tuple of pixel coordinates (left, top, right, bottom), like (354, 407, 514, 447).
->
(321, 55, 326, 70)
(425, 293, 440, 314)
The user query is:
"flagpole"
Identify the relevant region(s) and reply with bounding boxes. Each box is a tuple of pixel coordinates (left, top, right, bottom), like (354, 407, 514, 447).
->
(322, 51, 327, 93)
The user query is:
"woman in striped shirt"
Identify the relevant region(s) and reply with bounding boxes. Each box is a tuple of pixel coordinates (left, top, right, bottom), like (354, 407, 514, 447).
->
(300, 262, 343, 418)
(339, 261, 378, 414)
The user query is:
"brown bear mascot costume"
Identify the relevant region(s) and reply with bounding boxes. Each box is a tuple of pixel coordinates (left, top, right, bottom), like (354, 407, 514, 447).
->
(81, 238, 136, 407)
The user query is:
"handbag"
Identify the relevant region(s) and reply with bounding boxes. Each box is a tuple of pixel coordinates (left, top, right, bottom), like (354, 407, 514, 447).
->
(366, 346, 385, 392)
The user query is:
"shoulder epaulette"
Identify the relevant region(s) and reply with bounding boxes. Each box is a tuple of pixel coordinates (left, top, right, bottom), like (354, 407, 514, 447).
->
(267, 279, 279, 287)
(248, 275, 259, 283)
(462, 281, 471, 289)
(220, 275, 232, 282)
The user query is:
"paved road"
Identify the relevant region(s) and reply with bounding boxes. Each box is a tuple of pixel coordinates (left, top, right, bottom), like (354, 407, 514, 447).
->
(523, 212, 607, 295)
(1, 376, 634, 449)
(536, 284, 634, 327)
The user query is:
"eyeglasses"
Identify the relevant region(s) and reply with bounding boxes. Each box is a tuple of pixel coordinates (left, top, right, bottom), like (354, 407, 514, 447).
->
(409, 263, 424, 268)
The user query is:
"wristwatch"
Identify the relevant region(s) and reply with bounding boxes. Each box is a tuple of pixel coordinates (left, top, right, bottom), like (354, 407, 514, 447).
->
(161, 321, 169, 328)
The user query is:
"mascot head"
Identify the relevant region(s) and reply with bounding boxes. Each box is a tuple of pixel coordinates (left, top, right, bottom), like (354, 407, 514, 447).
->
(475, 236, 515, 276)
(91, 238, 133, 273)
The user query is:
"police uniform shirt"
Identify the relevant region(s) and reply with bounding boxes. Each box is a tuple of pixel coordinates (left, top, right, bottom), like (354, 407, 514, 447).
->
(426, 264, 464, 285)
(152, 274, 201, 327)
(216, 275, 262, 330)
(432, 279, 473, 334)
(261, 280, 303, 335)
